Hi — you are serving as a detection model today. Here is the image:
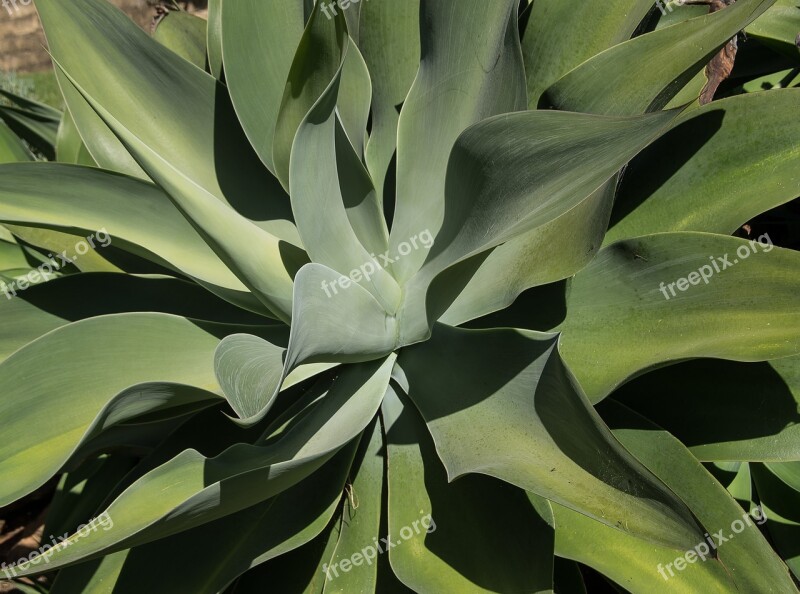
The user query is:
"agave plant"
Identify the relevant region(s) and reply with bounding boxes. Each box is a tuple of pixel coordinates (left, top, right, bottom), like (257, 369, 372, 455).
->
(0, 0, 799, 592)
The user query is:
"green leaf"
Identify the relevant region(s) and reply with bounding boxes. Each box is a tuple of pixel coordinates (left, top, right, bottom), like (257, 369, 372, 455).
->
(521, 0, 654, 107)
(56, 109, 96, 166)
(207, 0, 223, 78)
(439, 182, 614, 326)
(612, 357, 800, 461)
(152, 10, 208, 69)
(288, 48, 398, 311)
(36, 0, 304, 321)
(0, 313, 227, 507)
(559, 233, 800, 401)
(51, 441, 360, 594)
(607, 90, 800, 243)
(383, 385, 554, 593)
(0, 163, 266, 314)
(554, 401, 798, 593)
(222, 0, 306, 172)
(399, 324, 704, 550)
(0, 103, 59, 159)
(214, 332, 334, 422)
(273, 1, 347, 189)
(746, 0, 800, 59)
(0, 120, 33, 163)
(546, 0, 777, 114)
(357, 0, 420, 204)
(401, 108, 678, 340)
(389, 0, 527, 283)
(7, 357, 394, 577)
(322, 419, 383, 594)
(752, 463, 800, 582)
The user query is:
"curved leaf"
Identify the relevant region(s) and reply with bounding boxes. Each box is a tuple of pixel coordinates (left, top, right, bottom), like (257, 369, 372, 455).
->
(559, 233, 800, 401)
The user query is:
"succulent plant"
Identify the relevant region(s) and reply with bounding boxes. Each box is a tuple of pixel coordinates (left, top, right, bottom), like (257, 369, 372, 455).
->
(0, 0, 799, 592)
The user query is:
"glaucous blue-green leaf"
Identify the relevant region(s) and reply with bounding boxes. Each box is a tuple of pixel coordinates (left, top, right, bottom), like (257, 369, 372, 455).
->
(289, 47, 397, 311)
(51, 441, 361, 594)
(273, 1, 346, 189)
(389, 0, 527, 283)
(559, 233, 800, 401)
(400, 108, 678, 339)
(56, 109, 96, 166)
(399, 324, 704, 550)
(216, 264, 397, 425)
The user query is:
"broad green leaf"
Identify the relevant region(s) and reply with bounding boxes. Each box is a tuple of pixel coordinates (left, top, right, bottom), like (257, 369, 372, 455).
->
(7, 357, 394, 576)
(612, 357, 800, 461)
(554, 401, 798, 593)
(607, 90, 800, 243)
(357, 0, 420, 204)
(389, 0, 527, 283)
(153, 10, 208, 69)
(0, 313, 227, 507)
(742, 67, 800, 92)
(383, 385, 554, 593)
(559, 233, 800, 401)
(521, 0, 654, 107)
(400, 108, 678, 340)
(36, 0, 304, 320)
(399, 324, 704, 550)
(546, 0, 777, 114)
(222, 0, 306, 172)
(746, 0, 800, 58)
